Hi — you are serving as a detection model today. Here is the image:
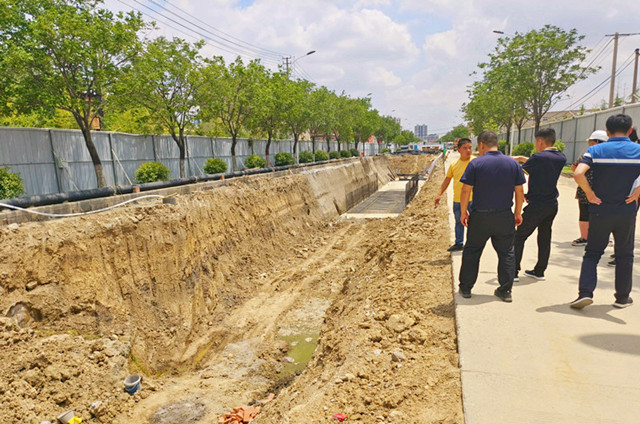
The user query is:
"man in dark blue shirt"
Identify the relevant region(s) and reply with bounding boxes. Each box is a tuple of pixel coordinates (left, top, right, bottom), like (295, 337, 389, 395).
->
(458, 131, 526, 302)
(512, 128, 567, 281)
(571, 114, 640, 309)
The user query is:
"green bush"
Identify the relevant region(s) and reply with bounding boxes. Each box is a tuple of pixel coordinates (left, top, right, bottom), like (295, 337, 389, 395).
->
(274, 152, 295, 166)
(135, 161, 170, 184)
(0, 167, 25, 199)
(498, 140, 507, 154)
(329, 151, 341, 160)
(350, 148, 360, 157)
(203, 158, 227, 174)
(299, 150, 314, 164)
(554, 140, 565, 152)
(245, 154, 266, 169)
(512, 142, 535, 157)
(314, 150, 329, 161)
(381, 148, 391, 153)
(340, 150, 351, 158)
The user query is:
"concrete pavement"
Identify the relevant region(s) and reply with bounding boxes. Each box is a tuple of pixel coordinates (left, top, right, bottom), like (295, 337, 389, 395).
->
(444, 152, 640, 423)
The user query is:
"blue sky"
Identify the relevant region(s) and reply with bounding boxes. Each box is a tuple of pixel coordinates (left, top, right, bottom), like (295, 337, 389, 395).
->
(105, 0, 640, 136)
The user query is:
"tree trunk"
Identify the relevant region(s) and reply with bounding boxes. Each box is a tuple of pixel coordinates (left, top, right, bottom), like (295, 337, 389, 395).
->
(179, 130, 186, 178)
(265, 132, 272, 167)
(326, 134, 331, 152)
(81, 124, 107, 188)
(312, 137, 316, 154)
(231, 134, 238, 172)
(293, 133, 299, 164)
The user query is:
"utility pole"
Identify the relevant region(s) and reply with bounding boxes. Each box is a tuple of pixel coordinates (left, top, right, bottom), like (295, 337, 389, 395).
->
(282, 56, 291, 77)
(609, 32, 619, 108)
(633, 48, 639, 103)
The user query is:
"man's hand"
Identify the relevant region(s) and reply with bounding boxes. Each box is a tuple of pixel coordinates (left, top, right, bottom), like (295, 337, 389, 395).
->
(626, 186, 640, 204)
(512, 155, 528, 163)
(515, 212, 523, 227)
(461, 210, 469, 227)
(587, 191, 602, 205)
(434, 195, 442, 206)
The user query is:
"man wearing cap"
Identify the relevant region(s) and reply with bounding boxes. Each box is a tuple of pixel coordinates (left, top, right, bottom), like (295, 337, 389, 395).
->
(458, 131, 526, 302)
(511, 129, 567, 281)
(570, 130, 608, 246)
(435, 138, 475, 251)
(571, 114, 640, 309)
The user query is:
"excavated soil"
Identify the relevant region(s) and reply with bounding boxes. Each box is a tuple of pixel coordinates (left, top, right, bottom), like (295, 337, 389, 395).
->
(0, 155, 462, 423)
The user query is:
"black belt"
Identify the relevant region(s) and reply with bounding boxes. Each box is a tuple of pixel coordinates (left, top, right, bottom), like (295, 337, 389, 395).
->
(472, 208, 511, 213)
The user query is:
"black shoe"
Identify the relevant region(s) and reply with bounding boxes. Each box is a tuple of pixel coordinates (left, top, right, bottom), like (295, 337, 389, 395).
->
(459, 289, 471, 299)
(613, 297, 633, 308)
(608, 260, 616, 267)
(494, 288, 512, 302)
(524, 269, 545, 280)
(572, 237, 587, 246)
(447, 243, 464, 252)
(570, 296, 593, 309)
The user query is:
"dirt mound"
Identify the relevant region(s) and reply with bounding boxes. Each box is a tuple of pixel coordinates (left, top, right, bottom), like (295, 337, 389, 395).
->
(0, 155, 462, 423)
(388, 154, 436, 174)
(255, 159, 462, 423)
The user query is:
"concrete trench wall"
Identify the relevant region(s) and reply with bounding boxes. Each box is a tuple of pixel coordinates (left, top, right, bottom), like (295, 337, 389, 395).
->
(0, 155, 396, 373)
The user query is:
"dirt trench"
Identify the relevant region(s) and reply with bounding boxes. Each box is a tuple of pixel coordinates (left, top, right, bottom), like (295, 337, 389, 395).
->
(0, 155, 462, 423)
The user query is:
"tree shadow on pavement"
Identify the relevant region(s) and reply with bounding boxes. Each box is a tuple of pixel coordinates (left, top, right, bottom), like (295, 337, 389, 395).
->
(578, 333, 640, 356)
(536, 304, 626, 325)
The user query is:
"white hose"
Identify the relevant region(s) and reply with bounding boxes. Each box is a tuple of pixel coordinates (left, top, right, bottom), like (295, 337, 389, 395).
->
(0, 195, 165, 218)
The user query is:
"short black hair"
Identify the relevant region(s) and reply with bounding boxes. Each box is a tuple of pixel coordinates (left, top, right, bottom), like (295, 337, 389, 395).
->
(457, 138, 472, 148)
(535, 128, 555, 146)
(606, 114, 633, 134)
(477, 131, 498, 147)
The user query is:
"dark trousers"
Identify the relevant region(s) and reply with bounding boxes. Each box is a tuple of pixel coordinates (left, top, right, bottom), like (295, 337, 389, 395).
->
(459, 210, 516, 293)
(514, 204, 558, 275)
(579, 212, 636, 302)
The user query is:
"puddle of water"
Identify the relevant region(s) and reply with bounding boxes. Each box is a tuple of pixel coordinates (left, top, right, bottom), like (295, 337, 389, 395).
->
(278, 332, 319, 377)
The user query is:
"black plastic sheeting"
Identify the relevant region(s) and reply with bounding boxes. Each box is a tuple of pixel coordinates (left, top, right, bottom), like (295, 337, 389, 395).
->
(1, 160, 335, 209)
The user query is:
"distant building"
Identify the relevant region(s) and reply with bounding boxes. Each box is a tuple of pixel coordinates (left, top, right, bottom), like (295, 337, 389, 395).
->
(414, 124, 429, 141)
(426, 133, 439, 143)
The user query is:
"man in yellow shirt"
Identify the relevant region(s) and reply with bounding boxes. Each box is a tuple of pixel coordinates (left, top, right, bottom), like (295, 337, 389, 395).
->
(435, 138, 475, 251)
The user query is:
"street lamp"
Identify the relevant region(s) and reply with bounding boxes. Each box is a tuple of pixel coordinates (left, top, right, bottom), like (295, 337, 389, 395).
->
(285, 50, 316, 78)
(492, 30, 504, 34)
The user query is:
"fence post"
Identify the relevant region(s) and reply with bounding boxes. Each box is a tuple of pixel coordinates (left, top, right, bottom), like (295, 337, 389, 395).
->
(151, 134, 158, 162)
(108, 132, 118, 186)
(48, 129, 63, 193)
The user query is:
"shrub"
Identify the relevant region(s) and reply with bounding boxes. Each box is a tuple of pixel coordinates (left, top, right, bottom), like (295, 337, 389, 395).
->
(0, 167, 25, 199)
(298, 150, 314, 164)
(329, 151, 341, 160)
(274, 152, 295, 166)
(203, 158, 227, 174)
(381, 148, 391, 153)
(350, 148, 360, 157)
(340, 150, 351, 158)
(512, 142, 535, 157)
(245, 154, 266, 169)
(554, 140, 565, 152)
(314, 150, 329, 161)
(498, 140, 507, 154)
(135, 161, 170, 184)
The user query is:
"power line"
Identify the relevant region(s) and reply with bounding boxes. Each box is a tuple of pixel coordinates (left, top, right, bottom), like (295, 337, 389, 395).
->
(148, 0, 285, 60)
(117, 0, 281, 66)
(565, 52, 636, 110)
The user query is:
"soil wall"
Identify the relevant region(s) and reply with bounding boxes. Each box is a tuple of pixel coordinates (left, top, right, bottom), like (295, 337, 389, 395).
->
(0, 156, 395, 375)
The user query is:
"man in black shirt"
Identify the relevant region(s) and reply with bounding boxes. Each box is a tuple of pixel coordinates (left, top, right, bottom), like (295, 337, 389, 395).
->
(512, 129, 567, 281)
(458, 131, 526, 302)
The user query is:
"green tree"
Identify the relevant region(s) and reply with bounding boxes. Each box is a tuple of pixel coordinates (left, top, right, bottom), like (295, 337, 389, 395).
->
(308, 86, 336, 153)
(483, 26, 596, 133)
(281, 78, 314, 163)
(199, 57, 266, 171)
(248, 71, 288, 166)
(118, 37, 204, 177)
(0, 0, 146, 187)
(439, 125, 471, 142)
(332, 93, 354, 151)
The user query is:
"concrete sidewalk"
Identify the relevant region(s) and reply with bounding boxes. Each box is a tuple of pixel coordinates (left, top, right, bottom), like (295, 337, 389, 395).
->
(444, 153, 640, 423)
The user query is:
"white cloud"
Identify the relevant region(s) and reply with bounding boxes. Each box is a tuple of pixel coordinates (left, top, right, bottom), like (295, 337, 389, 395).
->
(103, 0, 640, 135)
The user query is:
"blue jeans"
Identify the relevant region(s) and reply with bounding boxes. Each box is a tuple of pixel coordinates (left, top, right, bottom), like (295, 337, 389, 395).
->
(453, 201, 472, 245)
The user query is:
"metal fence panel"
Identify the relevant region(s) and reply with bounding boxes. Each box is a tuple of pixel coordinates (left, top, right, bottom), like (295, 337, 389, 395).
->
(624, 103, 640, 126)
(111, 132, 154, 185)
(576, 114, 596, 142)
